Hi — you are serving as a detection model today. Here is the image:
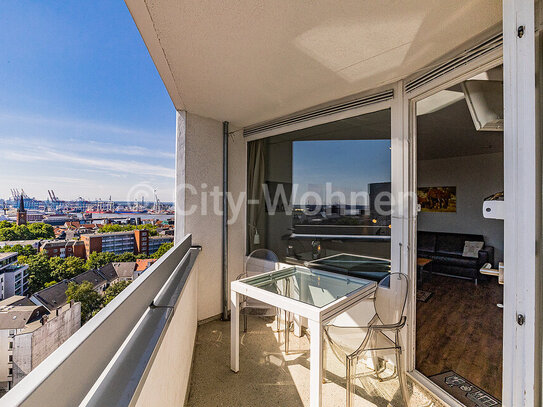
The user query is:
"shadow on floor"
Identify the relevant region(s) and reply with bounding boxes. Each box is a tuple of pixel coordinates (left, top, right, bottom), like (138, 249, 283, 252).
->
(186, 316, 445, 407)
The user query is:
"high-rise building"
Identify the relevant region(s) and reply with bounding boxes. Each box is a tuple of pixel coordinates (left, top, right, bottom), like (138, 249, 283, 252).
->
(0, 253, 29, 299)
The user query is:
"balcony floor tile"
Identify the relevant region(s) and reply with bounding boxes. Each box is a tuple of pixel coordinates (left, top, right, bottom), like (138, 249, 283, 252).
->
(187, 317, 446, 407)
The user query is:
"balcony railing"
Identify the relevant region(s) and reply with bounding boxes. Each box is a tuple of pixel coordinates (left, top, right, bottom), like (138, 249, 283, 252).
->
(2, 234, 199, 407)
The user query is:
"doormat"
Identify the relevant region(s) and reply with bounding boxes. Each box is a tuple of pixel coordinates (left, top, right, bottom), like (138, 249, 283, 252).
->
(416, 290, 433, 302)
(429, 371, 501, 407)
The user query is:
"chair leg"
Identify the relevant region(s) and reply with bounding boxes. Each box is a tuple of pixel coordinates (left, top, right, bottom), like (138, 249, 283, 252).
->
(346, 356, 357, 407)
(243, 313, 248, 333)
(395, 348, 409, 406)
(284, 310, 290, 354)
(369, 332, 380, 379)
(322, 339, 327, 383)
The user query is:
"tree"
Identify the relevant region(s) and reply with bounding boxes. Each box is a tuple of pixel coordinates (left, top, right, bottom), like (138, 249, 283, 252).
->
(0, 221, 14, 229)
(116, 252, 137, 262)
(64, 256, 88, 278)
(0, 227, 17, 241)
(66, 281, 102, 322)
(49, 257, 67, 281)
(0, 244, 36, 256)
(28, 223, 55, 239)
(44, 280, 58, 288)
(20, 253, 54, 292)
(0, 222, 54, 241)
(49, 256, 87, 281)
(86, 251, 117, 270)
(12, 225, 32, 240)
(152, 242, 173, 259)
(103, 281, 131, 306)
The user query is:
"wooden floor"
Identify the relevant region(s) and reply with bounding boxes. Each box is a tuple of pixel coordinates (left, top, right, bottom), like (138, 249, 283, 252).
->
(416, 274, 503, 400)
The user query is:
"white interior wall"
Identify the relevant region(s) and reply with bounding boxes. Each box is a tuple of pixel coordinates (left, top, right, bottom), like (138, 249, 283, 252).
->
(417, 152, 504, 263)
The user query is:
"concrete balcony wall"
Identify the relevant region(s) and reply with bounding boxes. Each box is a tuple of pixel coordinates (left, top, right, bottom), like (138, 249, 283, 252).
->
(175, 111, 246, 321)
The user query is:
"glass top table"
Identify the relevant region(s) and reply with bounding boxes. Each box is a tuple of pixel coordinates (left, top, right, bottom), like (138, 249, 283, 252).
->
(241, 266, 372, 308)
(230, 266, 376, 407)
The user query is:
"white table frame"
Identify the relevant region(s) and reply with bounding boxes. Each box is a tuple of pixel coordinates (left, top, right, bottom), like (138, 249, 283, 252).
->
(230, 266, 376, 407)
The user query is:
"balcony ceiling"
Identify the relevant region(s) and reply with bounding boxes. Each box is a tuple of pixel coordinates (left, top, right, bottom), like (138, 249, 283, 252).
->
(126, 0, 502, 128)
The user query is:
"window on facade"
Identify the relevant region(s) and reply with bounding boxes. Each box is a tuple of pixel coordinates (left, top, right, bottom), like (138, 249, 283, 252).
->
(247, 109, 392, 271)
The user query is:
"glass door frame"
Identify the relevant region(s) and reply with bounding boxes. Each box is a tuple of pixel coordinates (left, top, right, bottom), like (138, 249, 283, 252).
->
(244, 85, 401, 273)
(402, 55, 504, 405)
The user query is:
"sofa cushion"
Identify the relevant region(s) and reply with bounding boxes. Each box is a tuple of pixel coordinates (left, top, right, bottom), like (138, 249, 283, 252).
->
(418, 232, 437, 253)
(462, 241, 484, 258)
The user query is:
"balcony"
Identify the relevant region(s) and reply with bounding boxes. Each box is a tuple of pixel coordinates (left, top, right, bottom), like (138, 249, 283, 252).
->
(2, 234, 442, 407)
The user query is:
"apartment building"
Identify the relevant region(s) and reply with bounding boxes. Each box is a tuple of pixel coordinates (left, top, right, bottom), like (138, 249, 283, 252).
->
(40, 240, 86, 259)
(0, 296, 80, 392)
(148, 235, 173, 254)
(133, 229, 149, 255)
(0, 253, 28, 299)
(81, 230, 149, 257)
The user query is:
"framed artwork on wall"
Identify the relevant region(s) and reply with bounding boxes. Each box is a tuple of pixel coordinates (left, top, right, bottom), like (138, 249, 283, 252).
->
(417, 186, 457, 212)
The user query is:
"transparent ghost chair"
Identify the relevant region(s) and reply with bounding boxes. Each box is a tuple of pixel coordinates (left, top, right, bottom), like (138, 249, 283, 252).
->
(236, 249, 283, 336)
(323, 273, 409, 407)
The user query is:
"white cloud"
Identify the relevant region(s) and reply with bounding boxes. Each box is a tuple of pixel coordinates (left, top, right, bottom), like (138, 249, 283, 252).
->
(0, 135, 174, 160)
(0, 111, 169, 139)
(3, 147, 174, 179)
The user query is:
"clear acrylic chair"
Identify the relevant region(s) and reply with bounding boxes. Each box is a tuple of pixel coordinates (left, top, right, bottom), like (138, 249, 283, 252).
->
(236, 249, 282, 334)
(324, 273, 410, 407)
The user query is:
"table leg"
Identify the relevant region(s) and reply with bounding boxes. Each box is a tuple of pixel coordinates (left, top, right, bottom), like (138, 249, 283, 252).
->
(308, 319, 323, 407)
(230, 290, 240, 372)
(293, 314, 305, 337)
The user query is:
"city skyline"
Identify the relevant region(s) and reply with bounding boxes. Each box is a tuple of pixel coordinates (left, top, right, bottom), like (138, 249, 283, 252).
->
(0, 2, 175, 202)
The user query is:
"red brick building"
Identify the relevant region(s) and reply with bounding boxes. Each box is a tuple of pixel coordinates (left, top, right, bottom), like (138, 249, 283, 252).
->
(40, 240, 86, 259)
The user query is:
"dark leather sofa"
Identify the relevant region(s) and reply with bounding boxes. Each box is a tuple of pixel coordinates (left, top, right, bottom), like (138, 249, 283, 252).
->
(418, 231, 494, 284)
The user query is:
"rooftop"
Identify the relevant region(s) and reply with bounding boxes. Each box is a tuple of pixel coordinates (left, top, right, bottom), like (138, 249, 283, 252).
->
(32, 270, 106, 311)
(0, 305, 47, 330)
(0, 296, 34, 308)
(135, 259, 156, 272)
(0, 252, 18, 261)
(85, 231, 137, 238)
(41, 240, 84, 248)
(99, 262, 137, 281)
(31, 281, 70, 311)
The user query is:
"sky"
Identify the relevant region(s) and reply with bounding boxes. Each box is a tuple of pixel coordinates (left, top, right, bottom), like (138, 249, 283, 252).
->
(0, 2, 175, 203)
(293, 140, 391, 205)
